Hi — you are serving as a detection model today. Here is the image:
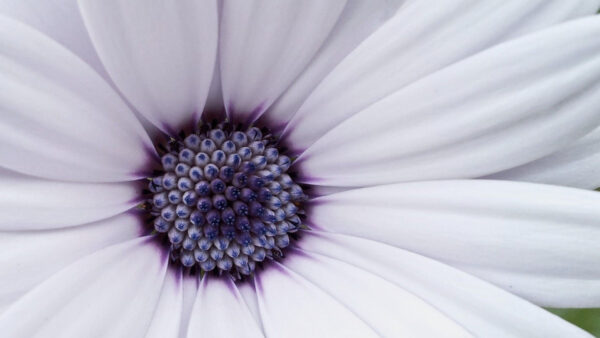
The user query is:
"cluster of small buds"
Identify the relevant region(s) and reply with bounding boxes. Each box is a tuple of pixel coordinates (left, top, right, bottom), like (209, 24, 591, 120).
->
(147, 123, 306, 278)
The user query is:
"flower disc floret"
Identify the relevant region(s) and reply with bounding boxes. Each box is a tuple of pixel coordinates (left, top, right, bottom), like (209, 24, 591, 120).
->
(148, 123, 306, 278)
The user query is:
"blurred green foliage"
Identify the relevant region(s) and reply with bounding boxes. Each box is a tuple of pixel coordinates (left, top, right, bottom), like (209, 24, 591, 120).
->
(548, 308, 600, 336)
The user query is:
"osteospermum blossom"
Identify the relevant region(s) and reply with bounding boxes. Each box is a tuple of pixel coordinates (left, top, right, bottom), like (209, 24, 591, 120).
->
(2, 0, 600, 336)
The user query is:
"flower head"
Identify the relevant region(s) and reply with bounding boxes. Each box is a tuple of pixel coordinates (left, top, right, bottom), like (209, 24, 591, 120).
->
(1, 1, 600, 337)
(147, 122, 306, 277)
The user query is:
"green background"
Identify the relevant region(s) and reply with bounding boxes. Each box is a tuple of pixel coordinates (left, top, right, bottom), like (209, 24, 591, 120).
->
(548, 308, 600, 336)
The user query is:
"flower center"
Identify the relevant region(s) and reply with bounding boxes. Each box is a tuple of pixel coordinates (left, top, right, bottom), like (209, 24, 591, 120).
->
(147, 122, 306, 278)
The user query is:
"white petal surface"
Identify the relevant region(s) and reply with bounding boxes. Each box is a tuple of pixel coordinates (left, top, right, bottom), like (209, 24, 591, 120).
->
(309, 180, 600, 307)
(204, 57, 224, 114)
(284, 0, 600, 152)
(145, 269, 183, 338)
(79, 0, 218, 134)
(255, 261, 377, 337)
(261, 0, 404, 129)
(178, 275, 199, 338)
(488, 125, 600, 189)
(0, 0, 176, 145)
(0, 170, 140, 230)
(283, 248, 469, 337)
(308, 185, 352, 198)
(0, 0, 108, 78)
(187, 277, 263, 338)
(0, 212, 143, 315)
(297, 232, 591, 337)
(296, 16, 600, 186)
(0, 16, 154, 182)
(0, 236, 168, 337)
(219, 0, 346, 124)
(236, 279, 264, 332)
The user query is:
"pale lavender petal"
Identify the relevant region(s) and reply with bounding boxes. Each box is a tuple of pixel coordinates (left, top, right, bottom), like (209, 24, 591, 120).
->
(261, 0, 404, 130)
(145, 269, 183, 338)
(297, 17, 600, 186)
(284, 0, 600, 152)
(255, 261, 378, 337)
(177, 274, 199, 338)
(0, 0, 109, 80)
(0, 15, 154, 182)
(297, 232, 591, 337)
(219, 0, 346, 124)
(0, 169, 140, 230)
(236, 279, 264, 332)
(281, 248, 469, 336)
(488, 125, 600, 189)
(79, 0, 219, 134)
(0, 237, 168, 337)
(187, 276, 262, 337)
(0, 212, 143, 315)
(308, 180, 600, 307)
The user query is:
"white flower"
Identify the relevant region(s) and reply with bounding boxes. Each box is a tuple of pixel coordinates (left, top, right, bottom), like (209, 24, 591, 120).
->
(1, 1, 600, 337)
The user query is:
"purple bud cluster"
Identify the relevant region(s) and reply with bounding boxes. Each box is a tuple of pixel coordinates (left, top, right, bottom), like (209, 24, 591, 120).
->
(148, 124, 305, 278)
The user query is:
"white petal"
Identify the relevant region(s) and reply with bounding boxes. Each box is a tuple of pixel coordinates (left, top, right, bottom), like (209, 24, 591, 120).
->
(309, 180, 600, 307)
(296, 16, 600, 186)
(0, 236, 168, 337)
(308, 185, 352, 198)
(0, 170, 140, 230)
(488, 125, 600, 189)
(0, 212, 143, 315)
(204, 57, 224, 114)
(0, 0, 109, 79)
(178, 275, 199, 338)
(282, 248, 469, 337)
(0, 0, 169, 143)
(255, 261, 377, 337)
(219, 0, 346, 124)
(283, 0, 600, 153)
(145, 269, 183, 338)
(261, 0, 404, 129)
(0, 16, 154, 182)
(297, 232, 591, 337)
(236, 279, 264, 331)
(79, 0, 219, 134)
(187, 277, 263, 338)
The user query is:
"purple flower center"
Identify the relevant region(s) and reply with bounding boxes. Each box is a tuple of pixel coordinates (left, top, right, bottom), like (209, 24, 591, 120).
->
(147, 122, 306, 278)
